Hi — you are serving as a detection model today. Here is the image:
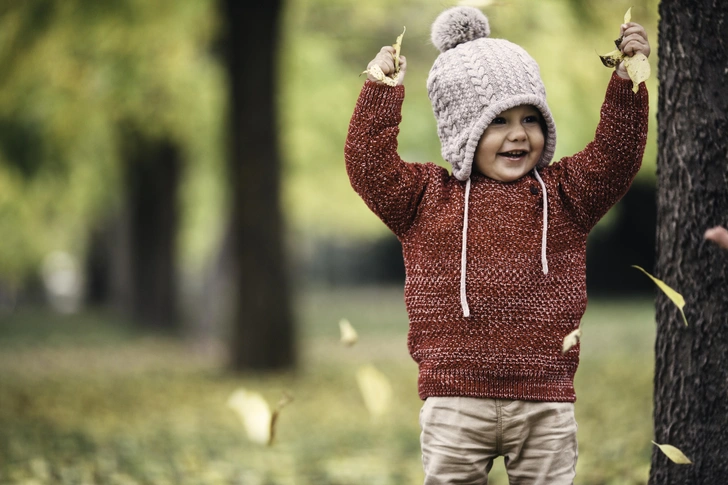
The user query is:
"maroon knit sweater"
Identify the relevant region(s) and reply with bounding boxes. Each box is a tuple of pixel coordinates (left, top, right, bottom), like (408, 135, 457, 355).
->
(345, 73, 649, 402)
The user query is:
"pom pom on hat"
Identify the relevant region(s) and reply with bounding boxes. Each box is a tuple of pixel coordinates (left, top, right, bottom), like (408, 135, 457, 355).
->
(431, 6, 490, 53)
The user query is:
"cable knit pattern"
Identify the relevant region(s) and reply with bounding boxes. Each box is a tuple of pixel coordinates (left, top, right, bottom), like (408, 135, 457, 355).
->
(344, 73, 649, 402)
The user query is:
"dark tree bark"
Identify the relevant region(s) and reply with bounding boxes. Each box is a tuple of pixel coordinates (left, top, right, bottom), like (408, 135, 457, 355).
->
(120, 128, 181, 331)
(650, 1, 728, 483)
(221, 2, 296, 371)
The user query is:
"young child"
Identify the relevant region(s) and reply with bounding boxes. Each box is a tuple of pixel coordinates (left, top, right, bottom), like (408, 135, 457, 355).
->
(345, 6, 650, 484)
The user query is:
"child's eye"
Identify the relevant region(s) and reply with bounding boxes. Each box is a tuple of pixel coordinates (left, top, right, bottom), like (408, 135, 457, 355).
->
(492, 117, 506, 124)
(524, 115, 540, 123)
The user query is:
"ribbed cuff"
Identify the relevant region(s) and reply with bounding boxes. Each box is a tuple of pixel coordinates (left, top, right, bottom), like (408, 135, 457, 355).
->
(355, 81, 405, 128)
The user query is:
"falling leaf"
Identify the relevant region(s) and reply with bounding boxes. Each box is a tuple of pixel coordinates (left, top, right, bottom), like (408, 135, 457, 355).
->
(652, 441, 693, 464)
(632, 265, 688, 326)
(268, 392, 294, 445)
(562, 328, 582, 355)
(227, 388, 293, 446)
(356, 364, 392, 419)
(599, 8, 650, 92)
(339, 318, 358, 346)
(361, 27, 406, 87)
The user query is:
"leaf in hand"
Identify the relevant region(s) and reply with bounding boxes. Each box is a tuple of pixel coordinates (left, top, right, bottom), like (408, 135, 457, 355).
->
(339, 318, 358, 346)
(632, 265, 688, 326)
(562, 328, 582, 355)
(599, 49, 623, 68)
(361, 27, 406, 86)
(599, 8, 650, 92)
(623, 53, 650, 92)
(393, 27, 406, 72)
(652, 441, 693, 464)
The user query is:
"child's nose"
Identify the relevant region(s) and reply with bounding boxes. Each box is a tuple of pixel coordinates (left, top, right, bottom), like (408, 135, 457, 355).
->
(507, 123, 527, 141)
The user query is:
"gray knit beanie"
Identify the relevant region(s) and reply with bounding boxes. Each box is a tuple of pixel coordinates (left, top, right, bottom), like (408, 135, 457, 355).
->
(427, 6, 557, 181)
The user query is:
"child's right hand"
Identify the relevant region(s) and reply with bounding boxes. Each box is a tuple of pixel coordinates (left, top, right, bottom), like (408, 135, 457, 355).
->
(366, 46, 407, 85)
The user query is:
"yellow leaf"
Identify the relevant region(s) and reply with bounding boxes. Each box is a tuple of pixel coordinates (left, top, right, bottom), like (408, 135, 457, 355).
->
(599, 49, 623, 68)
(227, 389, 271, 445)
(652, 441, 693, 464)
(361, 27, 406, 86)
(562, 328, 582, 355)
(393, 27, 406, 72)
(598, 8, 650, 93)
(339, 318, 358, 346)
(227, 389, 293, 446)
(632, 265, 688, 326)
(356, 364, 392, 419)
(623, 53, 651, 92)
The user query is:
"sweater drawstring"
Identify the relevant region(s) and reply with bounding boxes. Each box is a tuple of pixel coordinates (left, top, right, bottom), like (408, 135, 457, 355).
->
(459, 171, 549, 318)
(460, 177, 471, 317)
(533, 168, 549, 274)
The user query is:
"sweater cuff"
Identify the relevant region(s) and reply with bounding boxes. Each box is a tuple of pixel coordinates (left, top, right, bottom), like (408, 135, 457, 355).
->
(607, 71, 649, 107)
(355, 80, 405, 127)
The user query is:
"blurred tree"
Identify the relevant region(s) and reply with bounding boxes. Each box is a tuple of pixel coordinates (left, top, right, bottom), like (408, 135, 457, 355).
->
(0, 0, 221, 329)
(650, 0, 728, 482)
(120, 127, 181, 330)
(220, 2, 296, 371)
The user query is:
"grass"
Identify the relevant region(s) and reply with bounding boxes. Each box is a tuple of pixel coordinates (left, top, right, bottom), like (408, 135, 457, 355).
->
(0, 286, 656, 485)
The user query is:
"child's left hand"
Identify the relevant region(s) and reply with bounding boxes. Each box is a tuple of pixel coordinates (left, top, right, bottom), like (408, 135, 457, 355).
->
(616, 22, 650, 79)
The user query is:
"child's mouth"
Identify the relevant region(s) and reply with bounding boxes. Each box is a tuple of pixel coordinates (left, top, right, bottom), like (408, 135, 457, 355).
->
(499, 150, 528, 160)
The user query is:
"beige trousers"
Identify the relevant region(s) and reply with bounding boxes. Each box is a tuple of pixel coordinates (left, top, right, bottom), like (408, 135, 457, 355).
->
(420, 397, 578, 485)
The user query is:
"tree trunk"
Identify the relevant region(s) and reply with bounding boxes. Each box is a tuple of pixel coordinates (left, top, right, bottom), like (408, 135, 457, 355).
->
(650, 1, 728, 483)
(221, 2, 296, 371)
(122, 128, 181, 331)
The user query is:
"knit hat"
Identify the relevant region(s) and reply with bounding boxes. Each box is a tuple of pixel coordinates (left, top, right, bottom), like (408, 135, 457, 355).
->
(427, 6, 557, 181)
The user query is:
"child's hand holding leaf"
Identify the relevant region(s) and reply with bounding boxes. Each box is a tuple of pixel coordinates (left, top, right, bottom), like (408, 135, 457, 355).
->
(362, 28, 407, 86)
(599, 9, 651, 92)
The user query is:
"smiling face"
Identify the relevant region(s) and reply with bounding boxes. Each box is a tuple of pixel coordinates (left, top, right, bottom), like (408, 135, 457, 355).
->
(473, 105, 545, 182)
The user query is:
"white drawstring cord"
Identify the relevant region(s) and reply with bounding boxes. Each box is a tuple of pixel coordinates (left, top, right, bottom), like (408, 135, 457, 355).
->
(533, 168, 549, 274)
(460, 177, 471, 317)
(460, 171, 547, 318)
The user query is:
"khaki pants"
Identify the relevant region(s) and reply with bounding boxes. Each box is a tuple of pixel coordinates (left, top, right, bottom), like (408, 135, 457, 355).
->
(420, 397, 578, 485)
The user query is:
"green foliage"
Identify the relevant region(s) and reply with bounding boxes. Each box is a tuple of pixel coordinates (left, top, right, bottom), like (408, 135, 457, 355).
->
(0, 0, 225, 282)
(0, 288, 656, 484)
(0, 0, 660, 283)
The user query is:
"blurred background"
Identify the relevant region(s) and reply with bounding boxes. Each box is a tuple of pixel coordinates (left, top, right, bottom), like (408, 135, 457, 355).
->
(1, 0, 660, 484)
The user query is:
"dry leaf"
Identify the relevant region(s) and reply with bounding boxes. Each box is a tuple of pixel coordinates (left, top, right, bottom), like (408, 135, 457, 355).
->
(632, 265, 688, 326)
(599, 8, 650, 92)
(652, 441, 693, 464)
(393, 27, 406, 71)
(356, 364, 392, 419)
(362, 27, 406, 86)
(562, 328, 582, 355)
(339, 318, 358, 346)
(623, 53, 650, 92)
(227, 388, 293, 446)
(599, 49, 623, 68)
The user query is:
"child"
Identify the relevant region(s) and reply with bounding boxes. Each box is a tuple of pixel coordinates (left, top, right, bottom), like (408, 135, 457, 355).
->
(345, 6, 650, 484)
